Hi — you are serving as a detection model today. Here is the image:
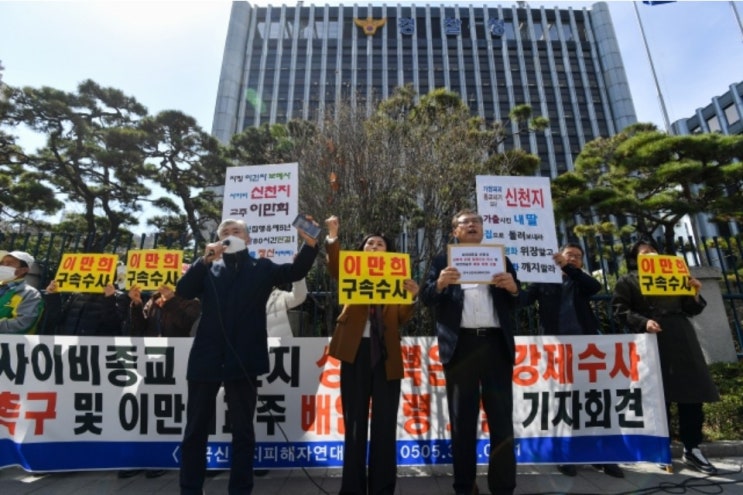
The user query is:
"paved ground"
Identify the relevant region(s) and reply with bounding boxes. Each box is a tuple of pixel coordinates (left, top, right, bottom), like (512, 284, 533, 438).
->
(2, 443, 743, 494)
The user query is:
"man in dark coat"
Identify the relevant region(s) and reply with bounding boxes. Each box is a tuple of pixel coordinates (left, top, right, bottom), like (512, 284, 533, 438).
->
(420, 209, 520, 495)
(520, 242, 624, 478)
(176, 218, 318, 495)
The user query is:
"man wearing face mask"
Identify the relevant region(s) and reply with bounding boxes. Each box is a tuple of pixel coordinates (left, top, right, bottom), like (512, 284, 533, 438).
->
(0, 250, 44, 334)
(176, 218, 319, 495)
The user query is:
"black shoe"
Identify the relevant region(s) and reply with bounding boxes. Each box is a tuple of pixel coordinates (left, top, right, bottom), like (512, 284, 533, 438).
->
(117, 470, 142, 479)
(683, 448, 718, 475)
(145, 469, 166, 478)
(254, 469, 269, 477)
(557, 464, 577, 477)
(594, 463, 624, 478)
(455, 485, 479, 495)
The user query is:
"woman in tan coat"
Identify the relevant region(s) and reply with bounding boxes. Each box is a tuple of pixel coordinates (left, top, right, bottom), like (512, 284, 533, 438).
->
(325, 215, 419, 495)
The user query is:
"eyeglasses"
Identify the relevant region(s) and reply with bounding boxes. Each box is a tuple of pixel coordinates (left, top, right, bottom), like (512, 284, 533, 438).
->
(457, 217, 483, 226)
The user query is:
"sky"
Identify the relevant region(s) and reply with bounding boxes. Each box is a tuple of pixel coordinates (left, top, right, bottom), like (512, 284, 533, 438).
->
(0, 0, 742, 229)
(1, 0, 741, 137)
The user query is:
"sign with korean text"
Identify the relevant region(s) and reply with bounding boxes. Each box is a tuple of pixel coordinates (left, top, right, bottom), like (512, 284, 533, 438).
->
(52, 253, 119, 293)
(222, 162, 299, 264)
(0, 335, 669, 472)
(476, 175, 561, 283)
(637, 254, 694, 295)
(124, 250, 183, 291)
(513, 334, 669, 464)
(338, 251, 413, 304)
(447, 244, 505, 284)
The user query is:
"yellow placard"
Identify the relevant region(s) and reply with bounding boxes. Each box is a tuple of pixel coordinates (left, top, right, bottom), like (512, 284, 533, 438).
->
(125, 249, 183, 291)
(338, 251, 413, 305)
(53, 253, 119, 293)
(637, 254, 694, 296)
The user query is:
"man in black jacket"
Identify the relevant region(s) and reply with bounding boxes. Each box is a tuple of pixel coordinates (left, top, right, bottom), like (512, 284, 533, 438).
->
(421, 209, 520, 495)
(520, 242, 623, 478)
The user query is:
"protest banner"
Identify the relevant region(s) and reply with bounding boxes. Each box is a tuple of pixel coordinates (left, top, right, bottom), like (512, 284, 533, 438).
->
(0, 335, 669, 471)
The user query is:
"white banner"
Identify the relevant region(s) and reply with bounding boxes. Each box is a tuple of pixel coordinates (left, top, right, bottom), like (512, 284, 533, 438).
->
(0, 335, 669, 471)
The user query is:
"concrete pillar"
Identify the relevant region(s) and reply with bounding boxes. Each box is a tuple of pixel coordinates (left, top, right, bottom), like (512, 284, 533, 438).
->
(690, 266, 738, 363)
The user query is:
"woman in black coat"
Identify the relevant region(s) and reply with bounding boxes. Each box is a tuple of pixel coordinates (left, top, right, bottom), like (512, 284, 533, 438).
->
(612, 239, 719, 474)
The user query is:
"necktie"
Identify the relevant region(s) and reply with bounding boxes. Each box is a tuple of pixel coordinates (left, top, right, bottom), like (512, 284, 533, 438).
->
(369, 305, 385, 367)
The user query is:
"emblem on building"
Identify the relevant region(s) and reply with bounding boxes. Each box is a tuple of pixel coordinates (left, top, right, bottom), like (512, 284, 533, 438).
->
(354, 16, 387, 36)
(488, 18, 506, 37)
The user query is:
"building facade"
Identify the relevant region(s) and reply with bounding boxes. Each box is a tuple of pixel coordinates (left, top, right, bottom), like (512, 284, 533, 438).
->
(212, 1, 637, 178)
(672, 81, 743, 137)
(671, 80, 743, 237)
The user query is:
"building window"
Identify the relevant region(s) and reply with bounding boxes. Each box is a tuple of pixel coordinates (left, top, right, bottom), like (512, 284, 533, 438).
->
(707, 115, 721, 132)
(724, 104, 740, 126)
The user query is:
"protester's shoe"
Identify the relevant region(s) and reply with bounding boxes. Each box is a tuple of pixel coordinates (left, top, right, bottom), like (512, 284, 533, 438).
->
(145, 469, 167, 478)
(683, 448, 718, 475)
(254, 469, 269, 477)
(557, 464, 577, 477)
(658, 463, 674, 473)
(117, 470, 142, 479)
(594, 463, 624, 478)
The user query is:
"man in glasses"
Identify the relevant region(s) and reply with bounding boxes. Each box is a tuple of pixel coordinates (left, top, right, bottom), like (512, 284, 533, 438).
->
(0, 250, 43, 334)
(421, 209, 520, 495)
(520, 242, 624, 478)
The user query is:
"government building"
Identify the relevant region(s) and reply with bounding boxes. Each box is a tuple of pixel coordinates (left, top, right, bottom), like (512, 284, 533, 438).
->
(212, 1, 637, 178)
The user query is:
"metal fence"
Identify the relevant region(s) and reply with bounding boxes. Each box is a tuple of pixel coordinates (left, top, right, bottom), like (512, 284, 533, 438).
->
(3, 231, 742, 357)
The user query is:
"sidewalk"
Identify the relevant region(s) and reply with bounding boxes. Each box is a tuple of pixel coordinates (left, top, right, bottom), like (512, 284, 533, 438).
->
(2, 443, 743, 494)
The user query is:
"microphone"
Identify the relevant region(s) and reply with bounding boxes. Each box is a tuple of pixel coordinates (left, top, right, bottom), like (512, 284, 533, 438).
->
(207, 239, 232, 257)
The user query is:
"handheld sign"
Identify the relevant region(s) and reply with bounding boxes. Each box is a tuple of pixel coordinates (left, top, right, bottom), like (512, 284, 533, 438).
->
(338, 251, 413, 304)
(447, 244, 506, 284)
(53, 253, 118, 293)
(638, 254, 694, 295)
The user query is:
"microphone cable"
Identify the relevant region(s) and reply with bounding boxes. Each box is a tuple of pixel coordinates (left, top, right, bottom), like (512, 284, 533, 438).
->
(203, 253, 332, 494)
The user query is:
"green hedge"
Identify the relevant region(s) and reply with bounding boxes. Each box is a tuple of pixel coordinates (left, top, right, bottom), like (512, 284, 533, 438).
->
(703, 361, 743, 441)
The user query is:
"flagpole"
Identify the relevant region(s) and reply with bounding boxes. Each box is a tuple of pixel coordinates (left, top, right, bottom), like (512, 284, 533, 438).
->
(732, 1, 743, 43)
(633, 1, 672, 132)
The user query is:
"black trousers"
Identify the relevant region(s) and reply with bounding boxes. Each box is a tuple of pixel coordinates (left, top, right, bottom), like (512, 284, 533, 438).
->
(179, 378, 258, 495)
(667, 402, 705, 451)
(444, 332, 516, 495)
(339, 338, 401, 495)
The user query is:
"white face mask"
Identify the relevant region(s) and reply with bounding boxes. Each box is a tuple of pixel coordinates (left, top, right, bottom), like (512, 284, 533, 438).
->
(222, 235, 247, 254)
(0, 266, 18, 282)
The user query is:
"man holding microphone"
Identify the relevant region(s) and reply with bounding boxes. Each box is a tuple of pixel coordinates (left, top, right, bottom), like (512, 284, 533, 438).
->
(177, 218, 319, 495)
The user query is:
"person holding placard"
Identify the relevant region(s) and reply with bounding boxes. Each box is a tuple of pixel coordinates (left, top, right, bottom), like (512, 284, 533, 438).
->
(0, 250, 43, 334)
(324, 215, 419, 495)
(176, 218, 319, 495)
(129, 285, 201, 338)
(420, 209, 520, 495)
(612, 239, 720, 475)
(519, 242, 624, 478)
(43, 279, 128, 336)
